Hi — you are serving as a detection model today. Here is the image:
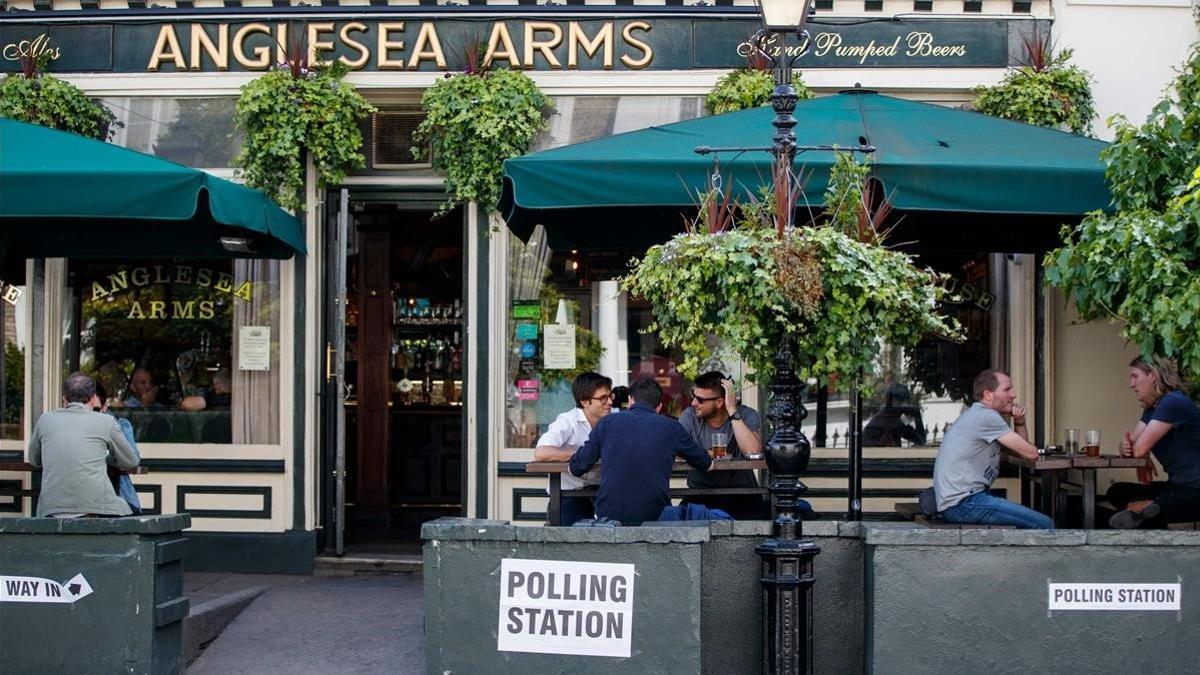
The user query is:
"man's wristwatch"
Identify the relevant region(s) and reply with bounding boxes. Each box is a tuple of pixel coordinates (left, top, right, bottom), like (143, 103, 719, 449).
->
(729, 410, 743, 421)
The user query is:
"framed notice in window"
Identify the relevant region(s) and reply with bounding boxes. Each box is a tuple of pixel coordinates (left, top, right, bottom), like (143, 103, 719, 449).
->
(238, 326, 271, 371)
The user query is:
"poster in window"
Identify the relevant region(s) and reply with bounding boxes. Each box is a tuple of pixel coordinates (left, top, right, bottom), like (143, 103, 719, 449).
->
(544, 324, 576, 369)
(238, 326, 271, 371)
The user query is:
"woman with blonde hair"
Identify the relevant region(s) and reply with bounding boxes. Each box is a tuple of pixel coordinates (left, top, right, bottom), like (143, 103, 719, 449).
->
(1107, 355, 1200, 528)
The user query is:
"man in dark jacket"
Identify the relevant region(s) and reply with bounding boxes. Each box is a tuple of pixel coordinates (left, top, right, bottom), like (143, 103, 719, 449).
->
(569, 378, 712, 525)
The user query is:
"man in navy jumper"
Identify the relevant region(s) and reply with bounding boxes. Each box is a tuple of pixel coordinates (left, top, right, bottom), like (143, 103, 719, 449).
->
(569, 378, 713, 525)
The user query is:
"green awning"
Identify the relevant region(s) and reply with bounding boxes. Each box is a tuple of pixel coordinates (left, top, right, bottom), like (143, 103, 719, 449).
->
(0, 118, 305, 260)
(500, 90, 1111, 249)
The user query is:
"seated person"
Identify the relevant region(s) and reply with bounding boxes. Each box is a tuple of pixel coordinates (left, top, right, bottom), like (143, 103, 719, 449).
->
(933, 369, 1053, 529)
(1107, 356, 1200, 529)
(863, 381, 926, 447)
(123, 367, 163, 408)
(610, 386, 630, 412)
(569, 378, 712, 525)
(27, 372, 139, 517)
(678, 371, 767, 519)
(95, 382, 143, 515)
(534, 372, 612, 526)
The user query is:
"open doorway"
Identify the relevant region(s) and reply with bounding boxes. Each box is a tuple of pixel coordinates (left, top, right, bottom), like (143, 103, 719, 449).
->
(323, 197, 465, 551)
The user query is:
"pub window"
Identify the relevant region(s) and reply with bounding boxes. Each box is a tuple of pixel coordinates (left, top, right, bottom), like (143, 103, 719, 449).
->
(62, 259, 281, 445)
(504, 226, 695, 449)
(0, 283, 27, 442)
(101, 97, 242, 169)
(534, 96, 706, 152)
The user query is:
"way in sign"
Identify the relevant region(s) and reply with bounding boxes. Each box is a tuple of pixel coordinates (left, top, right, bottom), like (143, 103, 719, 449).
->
(0, 574, 94, 604)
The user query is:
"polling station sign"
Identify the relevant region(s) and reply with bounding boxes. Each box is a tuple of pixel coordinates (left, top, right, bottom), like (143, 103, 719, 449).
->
(1048, 583, 1182, 611)
(498, 558, 635, 658)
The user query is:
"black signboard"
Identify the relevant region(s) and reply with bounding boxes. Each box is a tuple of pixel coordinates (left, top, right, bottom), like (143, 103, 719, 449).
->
(1, 15, 1042, 73)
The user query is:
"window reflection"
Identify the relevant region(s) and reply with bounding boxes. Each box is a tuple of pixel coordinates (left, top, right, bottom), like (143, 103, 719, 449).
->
(534, 96, 705, 151)
(101, 97, 242, 168)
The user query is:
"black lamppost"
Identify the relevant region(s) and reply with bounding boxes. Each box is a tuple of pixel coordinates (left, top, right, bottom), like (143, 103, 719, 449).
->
(752, 2, 820, 673)
(693, 2, 873, 670)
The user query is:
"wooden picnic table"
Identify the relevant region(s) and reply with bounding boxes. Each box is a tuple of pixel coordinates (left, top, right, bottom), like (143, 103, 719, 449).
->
(525, 458, 768, 526)
(1003, 453, 1147, 528)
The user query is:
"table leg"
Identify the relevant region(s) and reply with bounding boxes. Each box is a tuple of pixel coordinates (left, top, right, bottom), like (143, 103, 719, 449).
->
(1039, 471, 1060, 527)
(547, 473, 561, 526)
(1083, 470, 1096, 529)
(1020, 466, 1032, 508)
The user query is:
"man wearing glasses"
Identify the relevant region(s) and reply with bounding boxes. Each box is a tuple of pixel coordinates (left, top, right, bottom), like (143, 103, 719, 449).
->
(679, 371, 767, 519)
(534, 372, 613, 525)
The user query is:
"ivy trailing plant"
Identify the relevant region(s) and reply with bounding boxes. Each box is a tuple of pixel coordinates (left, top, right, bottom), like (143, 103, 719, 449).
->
(624, 154, 960, 386)
(1045, 45, 1200, 378)
(0, 52, 116, 140)
(972, 28, 1096, 135)
(233, 28, 376, 212)
(413, 44, 551, 216)
(706, 49, 813, 115)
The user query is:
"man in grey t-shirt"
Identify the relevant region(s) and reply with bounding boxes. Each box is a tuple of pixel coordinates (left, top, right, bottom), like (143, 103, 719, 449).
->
(679, 371, 767, 519)
(932, 369, 1053, 529)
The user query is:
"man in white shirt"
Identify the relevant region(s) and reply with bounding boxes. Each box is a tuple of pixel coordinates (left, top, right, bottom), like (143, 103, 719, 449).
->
(535, 372, 613, 525)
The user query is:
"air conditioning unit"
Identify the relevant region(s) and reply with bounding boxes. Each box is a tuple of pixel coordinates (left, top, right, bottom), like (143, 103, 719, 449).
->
(372, 108, 432, 170)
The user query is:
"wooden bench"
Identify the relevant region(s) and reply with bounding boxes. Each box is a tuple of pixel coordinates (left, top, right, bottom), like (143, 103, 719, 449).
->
(894, 501, 1016, 529)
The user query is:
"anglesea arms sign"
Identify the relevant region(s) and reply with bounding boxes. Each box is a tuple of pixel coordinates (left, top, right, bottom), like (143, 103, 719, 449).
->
(0, 17, 1043, 73)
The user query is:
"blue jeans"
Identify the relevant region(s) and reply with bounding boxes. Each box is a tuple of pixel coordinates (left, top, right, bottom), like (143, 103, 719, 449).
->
(942, 491, 1054, 529)
(559, 495, 594, 526)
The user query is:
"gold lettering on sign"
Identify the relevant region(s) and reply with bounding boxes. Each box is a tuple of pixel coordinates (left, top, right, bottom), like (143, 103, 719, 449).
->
(568, 22, 613, 69)
(377, 22, 406, 70)
(904, 32, 967, 57)
(339, 22, 370, 69)
(233, 23, 271, 69)
(484, 23, 520, 69)
(619, 21, 652, 69)
(524, 22, 563, 69)
(2, 33, 61, 64)
(190, 24, 229, 71)
(147, 26, 186, 71)
(408, 23, 446, 70)
(307, 23, 335, 67)
(275, 23, 289, 65)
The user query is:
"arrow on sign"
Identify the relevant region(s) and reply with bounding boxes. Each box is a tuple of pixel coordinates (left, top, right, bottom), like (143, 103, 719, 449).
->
(0, 573, 94, 604)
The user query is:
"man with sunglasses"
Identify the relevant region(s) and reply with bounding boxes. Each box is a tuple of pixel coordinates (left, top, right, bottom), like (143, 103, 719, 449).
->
(679, 371, 767, 519)
(534, 372, 613, 525)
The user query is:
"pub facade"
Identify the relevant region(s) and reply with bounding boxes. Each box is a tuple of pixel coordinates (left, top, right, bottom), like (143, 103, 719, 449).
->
(1, 0, 1194, 572)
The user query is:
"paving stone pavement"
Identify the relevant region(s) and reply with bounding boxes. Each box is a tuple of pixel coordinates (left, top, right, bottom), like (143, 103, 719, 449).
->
(186, 571, 424, 674)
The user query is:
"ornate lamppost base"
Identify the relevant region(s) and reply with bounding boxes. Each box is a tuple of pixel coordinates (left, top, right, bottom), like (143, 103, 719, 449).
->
(757, 537, 821, 675)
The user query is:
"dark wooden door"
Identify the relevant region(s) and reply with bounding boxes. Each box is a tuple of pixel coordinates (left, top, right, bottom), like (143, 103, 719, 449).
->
(355, 230, 392, 511)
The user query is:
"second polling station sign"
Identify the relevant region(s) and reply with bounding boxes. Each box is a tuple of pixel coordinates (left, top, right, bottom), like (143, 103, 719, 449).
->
(498, 558, 635, 658)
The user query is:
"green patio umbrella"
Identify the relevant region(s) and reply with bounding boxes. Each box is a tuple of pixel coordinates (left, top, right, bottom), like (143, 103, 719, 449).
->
(0, 117, 305, 261)
(500, 90, 1111, 251)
